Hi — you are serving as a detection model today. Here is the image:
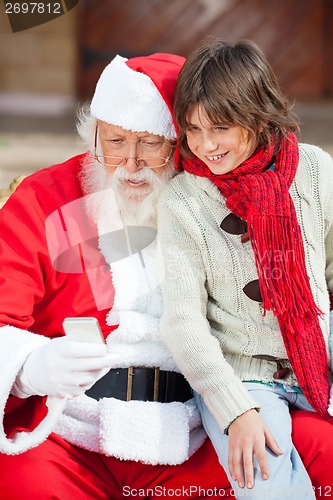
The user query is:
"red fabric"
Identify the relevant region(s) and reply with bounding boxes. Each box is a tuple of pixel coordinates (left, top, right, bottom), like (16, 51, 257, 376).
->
(291, 410, 333, 499)
(183, 134, 332, 422)
(1, 414, 332, 499)
(0, 434, 232, 499)
(4, 396, 48, 438)
(0, 154, 116, 436)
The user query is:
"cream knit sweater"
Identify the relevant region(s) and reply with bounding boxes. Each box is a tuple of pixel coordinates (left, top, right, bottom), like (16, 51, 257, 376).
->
(157, 144, 333, 432)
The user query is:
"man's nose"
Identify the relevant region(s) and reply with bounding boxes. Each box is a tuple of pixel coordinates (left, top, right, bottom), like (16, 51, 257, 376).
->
(124, 156, 141, 174)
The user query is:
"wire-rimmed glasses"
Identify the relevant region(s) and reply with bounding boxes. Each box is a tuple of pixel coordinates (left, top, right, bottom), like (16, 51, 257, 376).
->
(93, 125, 175, 169)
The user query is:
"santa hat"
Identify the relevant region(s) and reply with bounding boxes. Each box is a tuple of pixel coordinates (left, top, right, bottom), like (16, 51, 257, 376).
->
(90, 53, 185, 140)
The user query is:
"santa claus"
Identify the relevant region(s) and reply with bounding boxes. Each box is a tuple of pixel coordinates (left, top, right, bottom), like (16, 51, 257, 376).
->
(0, 52, 332, 499)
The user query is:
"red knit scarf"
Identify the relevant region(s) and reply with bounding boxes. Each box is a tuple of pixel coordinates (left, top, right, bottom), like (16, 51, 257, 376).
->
(183, 133, 332, 421)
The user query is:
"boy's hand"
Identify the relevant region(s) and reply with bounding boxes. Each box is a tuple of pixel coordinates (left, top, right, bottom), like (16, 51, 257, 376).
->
(228, 409, 283, 489)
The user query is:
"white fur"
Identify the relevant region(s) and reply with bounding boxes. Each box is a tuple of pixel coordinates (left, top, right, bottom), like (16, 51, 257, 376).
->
(104, 340, 178, 371)
(90, 55, 176, 140)
(56, 394, 206, 464)
(55, 193, 207, 464)
(99, 397, 206, 465)
(55, 395, 100, 452)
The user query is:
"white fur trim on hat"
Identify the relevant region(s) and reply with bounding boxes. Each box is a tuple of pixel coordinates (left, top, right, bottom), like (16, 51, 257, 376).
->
(90, 55, 176, 139)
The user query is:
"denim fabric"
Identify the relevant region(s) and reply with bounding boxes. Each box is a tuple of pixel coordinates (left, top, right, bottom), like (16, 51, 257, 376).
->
(195, 381, 315, 499)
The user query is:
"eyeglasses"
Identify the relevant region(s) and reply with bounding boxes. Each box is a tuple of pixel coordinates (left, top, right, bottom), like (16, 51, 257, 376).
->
(93, 125, 175, 169)
(94, 155, 173, 169)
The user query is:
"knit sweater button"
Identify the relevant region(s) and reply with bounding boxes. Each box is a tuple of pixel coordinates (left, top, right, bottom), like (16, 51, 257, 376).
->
(220, 213, 247, 235)
(243, 279, 262, 302)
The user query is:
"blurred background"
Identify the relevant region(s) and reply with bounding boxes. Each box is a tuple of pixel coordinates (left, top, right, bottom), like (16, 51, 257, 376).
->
(1, 0, 333, 188)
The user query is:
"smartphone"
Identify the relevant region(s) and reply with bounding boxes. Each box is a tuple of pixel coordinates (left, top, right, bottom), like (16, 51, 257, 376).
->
(62, 317, 105, 344)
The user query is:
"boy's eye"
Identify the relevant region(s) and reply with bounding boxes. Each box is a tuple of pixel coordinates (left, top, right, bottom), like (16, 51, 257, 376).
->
(186, 125, 199, 132)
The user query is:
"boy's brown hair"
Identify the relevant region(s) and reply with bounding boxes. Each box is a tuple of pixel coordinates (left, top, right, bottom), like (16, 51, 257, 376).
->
(174, 39, 299, 157)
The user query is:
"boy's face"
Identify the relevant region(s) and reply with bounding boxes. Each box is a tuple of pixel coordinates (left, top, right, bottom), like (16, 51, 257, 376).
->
(185, 104, 256, 175)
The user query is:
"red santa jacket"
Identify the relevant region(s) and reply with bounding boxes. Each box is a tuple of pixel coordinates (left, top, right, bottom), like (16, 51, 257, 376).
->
(0, 154, 115, 438)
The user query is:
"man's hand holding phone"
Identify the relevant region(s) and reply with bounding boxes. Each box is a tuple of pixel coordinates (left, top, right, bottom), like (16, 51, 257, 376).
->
(14, 317, 111, 399)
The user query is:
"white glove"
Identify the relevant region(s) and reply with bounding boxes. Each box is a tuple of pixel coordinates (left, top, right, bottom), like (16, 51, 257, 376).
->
(13, 337, 112, 399)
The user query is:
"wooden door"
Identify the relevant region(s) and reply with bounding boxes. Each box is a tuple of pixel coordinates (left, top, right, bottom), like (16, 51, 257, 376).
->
(77, 0, 333, 101)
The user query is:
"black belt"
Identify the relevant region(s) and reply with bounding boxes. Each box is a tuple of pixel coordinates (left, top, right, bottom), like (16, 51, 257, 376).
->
(85, 367, 193, 403)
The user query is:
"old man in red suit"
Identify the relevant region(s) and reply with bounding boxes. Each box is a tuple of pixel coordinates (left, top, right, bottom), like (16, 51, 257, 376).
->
(0, 53, 332, 499)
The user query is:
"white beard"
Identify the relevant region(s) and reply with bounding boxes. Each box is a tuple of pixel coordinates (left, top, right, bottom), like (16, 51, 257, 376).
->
(80, 155, 174, 228)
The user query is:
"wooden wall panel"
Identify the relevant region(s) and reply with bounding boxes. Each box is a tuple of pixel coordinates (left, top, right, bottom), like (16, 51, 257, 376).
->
(77, 0, 333, 101)
(323, 0, 333, 96)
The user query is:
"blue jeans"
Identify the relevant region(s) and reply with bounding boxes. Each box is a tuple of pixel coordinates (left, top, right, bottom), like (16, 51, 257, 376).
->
(195, 382, 315, 499)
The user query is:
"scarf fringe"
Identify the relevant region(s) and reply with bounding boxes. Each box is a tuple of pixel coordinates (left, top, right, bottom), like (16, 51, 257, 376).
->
(249, 214, 323, 328)
(250, 212, 332, 420)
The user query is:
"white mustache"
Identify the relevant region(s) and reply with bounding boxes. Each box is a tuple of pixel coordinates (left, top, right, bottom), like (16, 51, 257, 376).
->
(112, 166, 162, 187)
(81, 155, 175, 228)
